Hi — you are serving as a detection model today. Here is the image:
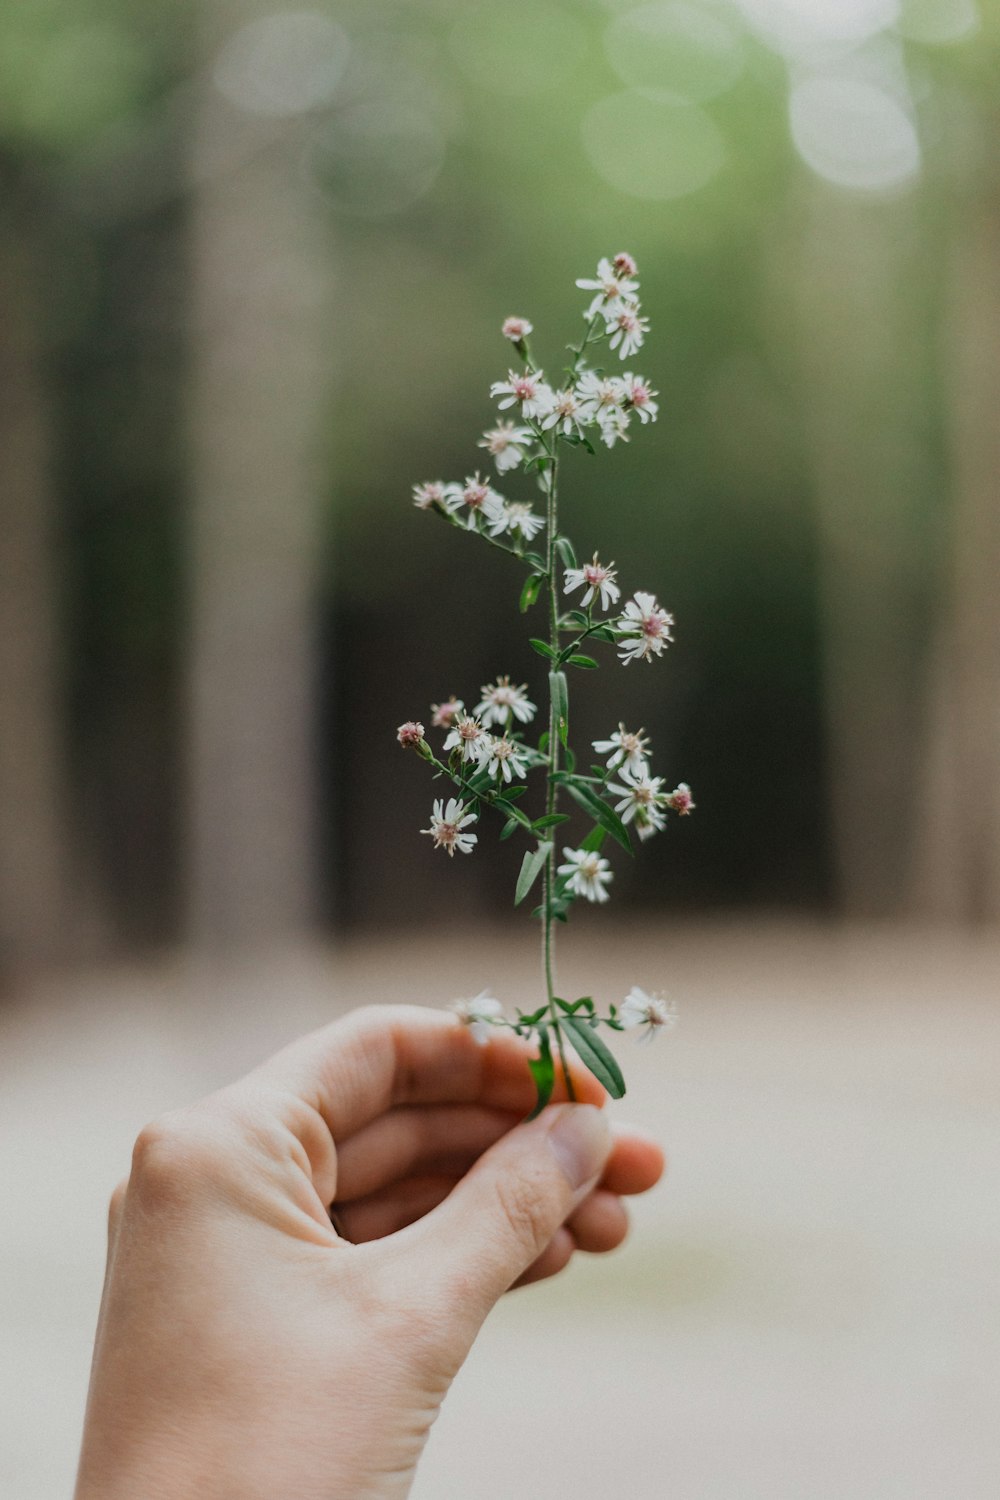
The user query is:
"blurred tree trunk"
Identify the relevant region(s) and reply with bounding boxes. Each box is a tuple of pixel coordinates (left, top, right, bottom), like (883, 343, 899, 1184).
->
(184, 6, 333, 950)
(912, 192, 1000, 923)
(0, 211, 69, 971)
(792, 187, 928, 917)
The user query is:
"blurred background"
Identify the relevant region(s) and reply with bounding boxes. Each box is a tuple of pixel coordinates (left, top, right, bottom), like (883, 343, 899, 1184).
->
(1, 0, 998, 1495)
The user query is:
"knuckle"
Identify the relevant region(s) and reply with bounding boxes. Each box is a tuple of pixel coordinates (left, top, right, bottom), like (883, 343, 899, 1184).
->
(129, 1109, 219, 1207)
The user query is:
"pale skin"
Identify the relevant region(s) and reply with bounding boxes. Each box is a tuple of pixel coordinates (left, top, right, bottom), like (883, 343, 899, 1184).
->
(75, 1004, 664, 1500)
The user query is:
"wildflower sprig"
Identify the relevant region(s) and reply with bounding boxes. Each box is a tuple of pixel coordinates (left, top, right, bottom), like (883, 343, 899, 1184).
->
(399, 254, 691, 1114)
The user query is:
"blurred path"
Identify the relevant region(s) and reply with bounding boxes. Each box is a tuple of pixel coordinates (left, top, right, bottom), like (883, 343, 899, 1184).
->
(1, 920, 998, 1499)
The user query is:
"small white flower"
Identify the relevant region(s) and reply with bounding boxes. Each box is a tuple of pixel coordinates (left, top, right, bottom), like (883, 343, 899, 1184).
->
(557, 846, 613, 903)
(502, 316, 533, 342)
(490, 370, 554, 421)
(421, 797, 478, 857)
(452, 990, 504, 1044)
(599, 408, 631, 448)
(482, 733, 529, 784)
(563, 552, 621, 611)
(621, 373, 659, 424)
(593, 723, 651, 778)
(475, 675, 537, 728)
(489, 502, 546, 542)
(612, 251, 638, 278)
(608, 770, 667, 839)
(619, 985, 676, 1043)
(453, 472, 505, 530)
(575, 370, 627, 427)
(616, 591, 675, 664)
(478, 421, 535, 475)
(576, 256, 640, 320)
(606, 304, 650, 361)
(443, 712, 489, 763)
(412, 481, 448, 510)
(430, 697, 464, 730)
(665, 782, 696, 816)
(539, 387, 585, 438)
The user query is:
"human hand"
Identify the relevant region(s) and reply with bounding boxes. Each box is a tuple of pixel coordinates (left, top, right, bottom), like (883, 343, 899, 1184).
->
(75, 1004, 664, 1500)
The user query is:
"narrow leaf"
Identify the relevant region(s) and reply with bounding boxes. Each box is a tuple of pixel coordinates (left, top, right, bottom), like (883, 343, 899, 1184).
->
(527, 1027, 555, 1119)
(515, 841, 552, 906)
(561, 780, 632, 854)
(530, 638, 558, 661)
(567, 654, 599, 670)
(520, 573, 543, 613)
(581, 824, 607, 854)
(532, 812, 571, 830)
(562, 1015, 626, 1099)
(549, 669, 569, 748)
(555, 536, 577, 570)
(499, 817, 519, 841)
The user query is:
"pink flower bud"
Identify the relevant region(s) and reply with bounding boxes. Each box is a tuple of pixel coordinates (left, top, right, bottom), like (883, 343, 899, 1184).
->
(397, 721, 425, 748)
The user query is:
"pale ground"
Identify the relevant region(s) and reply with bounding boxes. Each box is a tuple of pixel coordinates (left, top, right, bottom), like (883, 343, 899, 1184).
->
(1, 918, 998, 1499)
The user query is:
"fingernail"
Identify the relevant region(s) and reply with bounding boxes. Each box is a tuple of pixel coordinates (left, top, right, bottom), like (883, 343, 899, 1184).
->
(547, 1104, 611, 1190)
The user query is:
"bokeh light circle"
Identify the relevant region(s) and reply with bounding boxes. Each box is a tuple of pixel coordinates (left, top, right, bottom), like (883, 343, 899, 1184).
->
(306, 102, 445, 217)
(789, 75, 920, 191)
(582, 89, 726, 201)
(214, 12, 350, 118)
(604, 2, 744, 103)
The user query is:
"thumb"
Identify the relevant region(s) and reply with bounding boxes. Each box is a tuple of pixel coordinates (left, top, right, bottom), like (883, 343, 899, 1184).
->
(406, 1103, 612, 1317)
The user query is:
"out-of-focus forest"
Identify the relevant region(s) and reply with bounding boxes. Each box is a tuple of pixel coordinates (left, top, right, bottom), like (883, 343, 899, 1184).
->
(1, 0, 998, 976)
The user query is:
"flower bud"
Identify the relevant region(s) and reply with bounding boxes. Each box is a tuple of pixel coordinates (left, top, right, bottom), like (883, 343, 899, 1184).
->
(396, 721, 426, 749)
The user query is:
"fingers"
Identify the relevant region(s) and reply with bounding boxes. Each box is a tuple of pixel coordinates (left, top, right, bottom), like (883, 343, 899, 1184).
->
(392, 1103, 613, 1322)
(334, 1104, 520, 1200)
(257, 1005, 605, 1144)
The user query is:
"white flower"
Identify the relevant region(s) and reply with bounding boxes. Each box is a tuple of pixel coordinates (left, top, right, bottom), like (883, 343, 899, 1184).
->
(576, 256, 640, 320)
(490, 370, 554, 421)
(475, 675, 537, 728)
(489, 502, 546, 542)
(421, 798, 478, 857)
(452, 472, 505, 530)
(665, 782, 695, 816)
(558, 846, 613, 903)
(616, 591, 674, 664)
(608, 770, 667, 840)
(452, 990, 504, 1044)
(443, 712, 489, 763)
(478, 421, 535, 475)
(430, 697, 464, 730)
(598, 408, 631, 448)
(621, 373, 659, 424)
(481, 733, 529, 784)
(593, 723, 651, 778)
(502, 316, 533, 342)
(575, 370, 627, 427)
(619, 986, 676, 1043)
(606, 304, 650, 361)
(563, 552, 621, 611)
(612, 251, 638, 278)
(412, 481, 448, 510)
(539, 387, 585, 438)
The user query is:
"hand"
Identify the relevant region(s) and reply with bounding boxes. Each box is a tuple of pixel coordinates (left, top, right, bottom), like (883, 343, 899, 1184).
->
(75, 1004, 664, 1500)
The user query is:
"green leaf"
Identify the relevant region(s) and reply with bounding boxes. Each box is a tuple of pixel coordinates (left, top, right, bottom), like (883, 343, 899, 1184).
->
(549, 669, 569, 748)
(526, 1027, 555, 1119)
(499, 817, 519, 841)
(561, 1015, 626, 1099)
(515, 841, 552, 906)
(589, 624, 617, 643)
(538, 731, 550, 755)
(523, 454, 550, 474)
(564, 744, 576, 774)
(562, 610, 589, 630)
(580, 436, 596, 456)
(559, 779, 632, 854)
(555, 996, 595, 1016)
(581, 824, 607, 854)
(494, 795, 531, 826)
(530, 638, 558, 661)
(555, 536, 577, 570)
(532, 813, 571, 830)
(566, 654, 598, 670)
(524, 551, 547, 572)
(519, 573, 543, 613)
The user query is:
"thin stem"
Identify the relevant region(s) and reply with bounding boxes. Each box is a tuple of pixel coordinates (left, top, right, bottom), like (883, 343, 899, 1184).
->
(541, 435, 575, 1101)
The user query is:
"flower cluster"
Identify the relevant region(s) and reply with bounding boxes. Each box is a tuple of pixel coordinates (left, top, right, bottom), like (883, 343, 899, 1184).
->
(397, 255, 692, 1109)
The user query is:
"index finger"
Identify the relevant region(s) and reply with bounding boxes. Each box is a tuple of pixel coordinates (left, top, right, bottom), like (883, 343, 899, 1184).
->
(254, 1004, 606, 1141)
